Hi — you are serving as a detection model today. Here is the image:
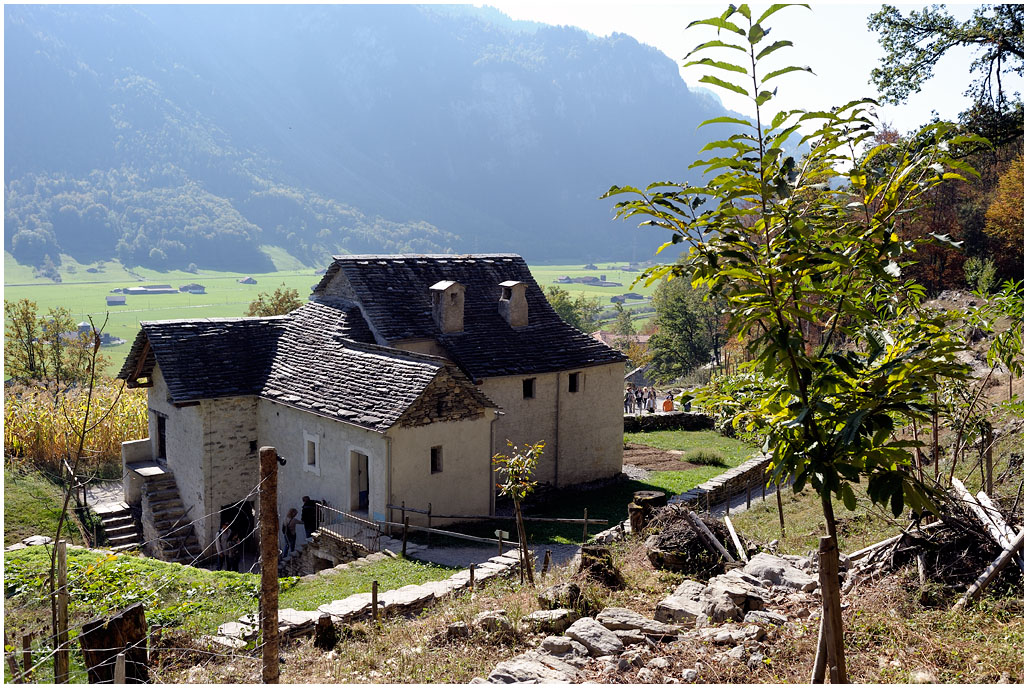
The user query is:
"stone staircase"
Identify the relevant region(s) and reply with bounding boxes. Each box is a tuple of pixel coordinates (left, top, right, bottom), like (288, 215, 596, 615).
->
(94, 501, 143, 552)
(141, 473, 202, 565)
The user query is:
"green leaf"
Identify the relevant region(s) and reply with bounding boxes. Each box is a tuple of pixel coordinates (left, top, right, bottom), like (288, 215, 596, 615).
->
(684, 39, 748, 60)
(757, 4, 807, 25)
(699, 116, 757, 129)
(684, 57, 749, 74)
(748, 23, 769, 44)
(755, 39, 792, 60)
(761, 65, 813, 83)
(686, 17, 746, 36)
(698, 75, 750, 97)
(840, 482, 857, 511)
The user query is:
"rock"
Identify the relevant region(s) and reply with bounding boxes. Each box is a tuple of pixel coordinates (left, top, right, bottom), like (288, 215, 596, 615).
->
(637, 668, 659, 683)
(447, 622, 470, 640)
(202, 634, 247, 650)
(743, 610, 788, 626)
(712, 630, 734, 645)
(912, 669, 937, 683)
(596, 607, 680, 638)
(613, 629, 647, 645)
(217, 621, 257, 640)
(474, 610, 513, 635)
(742, 553, 817, 592)
(380, 584, 436, 614)
(5, 543, 27, 551)
(523, 608, 575, 634)
(647, 657, 672, 670)
(673, 580, 707, 600)
(747, 652, 766, 669)
(566, 617, 625, 657)
(741, 624, 766, 641)
(540, 635, 574, 655)
(318, 593, 374, 622)
(313, 614, 337, 651)
(621, 651, 645, 668)
(22, 535, 52, 546)
(487, 652, 576, 683)
(617, 657, 633, 672)
(682, 668, 699, 682)
(655, 595, 706, 624)
(726, 645, 748, 663)
(538, 583, 581, 610)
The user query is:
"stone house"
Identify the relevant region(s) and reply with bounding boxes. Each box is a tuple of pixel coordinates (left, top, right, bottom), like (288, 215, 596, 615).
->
(117, 253, 624, 557)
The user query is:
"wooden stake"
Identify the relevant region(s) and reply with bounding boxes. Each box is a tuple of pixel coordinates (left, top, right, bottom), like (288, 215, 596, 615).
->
(114, 653, 126, 685)
(469, 564, 475, 592)
(541, 549, 552, 577)
(776, 482, 786, 536)
(953, 529, 1024, 610)
(582, 508, 589, 544)
(723, 514, 748, 562)
(402, 517, 409, 557)
(371, 580, 379, 623)
(746, 483, 752, 510)
(21, 633, 32, 683)
(56, 539, 69, 683)
(4, 633, 22, 684)
(687, 511, 734, 562)
(259, 446, 280, 684)
(810, 617, 827, 684)
(817, 536, 847, 684)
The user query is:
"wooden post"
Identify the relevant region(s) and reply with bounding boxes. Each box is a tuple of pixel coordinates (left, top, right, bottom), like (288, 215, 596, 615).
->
(761, 479, 766, 500)
(724, 490, 731, 516)
(498, 533, 503, 557)
(427, 502, 432, 547)
(114, 653, 126, 684)
(541, 549, 552, 577)
(402, 517, 409, 557)
(746, 483, 752, 510)
(4, 633, 22, 684)
(723, 515, 748, 562)
(469, 564, 475, 592)
(776, 482, 786, 536)
(56, 539, 69, 683)
(810, 618, 827, 684)
(21, 633, 32, 683)
(582, 508, 589, 544)
(371, 580, 379, 624)
(79, 602, 149, 683)
(687, 511, 734, 562)
(817, 536, 847, 683)
(705, 491, 711, 513)
(259, 446, 280, 684)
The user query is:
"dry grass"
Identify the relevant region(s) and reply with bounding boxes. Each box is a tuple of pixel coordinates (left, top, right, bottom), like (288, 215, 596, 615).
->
(3, 381, 147, 477)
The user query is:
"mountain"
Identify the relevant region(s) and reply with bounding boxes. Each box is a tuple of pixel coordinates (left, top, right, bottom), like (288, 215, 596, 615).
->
(4, 4, 738, 272)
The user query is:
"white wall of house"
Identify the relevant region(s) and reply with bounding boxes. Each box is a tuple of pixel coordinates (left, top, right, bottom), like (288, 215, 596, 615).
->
(257, 400, 388, 542)
(481, 361, 623, 487)
(386, 412, 496, 526)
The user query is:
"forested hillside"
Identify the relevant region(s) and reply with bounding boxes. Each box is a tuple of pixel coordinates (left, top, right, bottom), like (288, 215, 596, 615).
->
(4, 4, 733, 271)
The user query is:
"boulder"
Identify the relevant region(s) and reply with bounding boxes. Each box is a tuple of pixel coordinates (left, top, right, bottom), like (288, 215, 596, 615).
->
(538, 583, 582, 611)
(596, 607, 680, 638)
(612, 629, 647, 645)
(655, 595, 706, 624)
(318, 593, 374, 622)
(682, 668, 699, 682)
(742, 553, 817, 592)
(743, 610, 788, 626)
(22, 535, 52, 546)
(447, 622, 471, 640)
(474, 610, 513, 635)
(566, 617, 625, 657)
(523, 608, 576, 634)
(487, 652, 577, 684)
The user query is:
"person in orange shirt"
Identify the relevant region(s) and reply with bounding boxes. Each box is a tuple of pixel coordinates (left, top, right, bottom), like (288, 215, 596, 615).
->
(662, 393, 674, 412)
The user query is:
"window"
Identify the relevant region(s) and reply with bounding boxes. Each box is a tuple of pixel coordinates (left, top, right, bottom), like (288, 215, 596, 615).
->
(249, 440, 258, 454)
(156, 414, 167, 459)
(303, 432, 320, 475)
(431, 446, 443, 474)
(522, 377, 536, 399)
(502, 286, 513, 300)
(568, 372, 581, 393)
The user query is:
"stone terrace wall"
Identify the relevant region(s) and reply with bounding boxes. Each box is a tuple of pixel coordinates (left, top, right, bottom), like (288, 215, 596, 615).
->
(672, 454, 773, 512)
(623, 412, 714, 433)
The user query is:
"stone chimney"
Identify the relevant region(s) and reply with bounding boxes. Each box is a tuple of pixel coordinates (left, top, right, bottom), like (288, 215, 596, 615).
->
(498, 281, 528, 328)
(430, 280, 465, 333)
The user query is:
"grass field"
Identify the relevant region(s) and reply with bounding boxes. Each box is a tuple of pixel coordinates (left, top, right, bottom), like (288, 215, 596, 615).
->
(4, 252, 659, 376)
(3, 465, 83, 547)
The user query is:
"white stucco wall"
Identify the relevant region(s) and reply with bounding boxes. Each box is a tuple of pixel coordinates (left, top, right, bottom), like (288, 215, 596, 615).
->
(257, 400, 389, 536)
(386, 412, 496, 526)
(480, 362, 623, 487)
(200, 396, 260, 547)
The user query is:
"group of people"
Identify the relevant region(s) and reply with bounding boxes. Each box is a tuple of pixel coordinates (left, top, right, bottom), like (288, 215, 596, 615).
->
(212, 495, 322, 571)
(624, 384, 675, 414)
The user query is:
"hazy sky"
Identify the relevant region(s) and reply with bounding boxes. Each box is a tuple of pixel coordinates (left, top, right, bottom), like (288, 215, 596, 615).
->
(485, 1, 982, 134)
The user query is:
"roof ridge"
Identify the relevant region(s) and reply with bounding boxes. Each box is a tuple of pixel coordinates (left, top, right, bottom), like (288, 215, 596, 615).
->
(140, 315, 289, 326)
(331, 253, 523, 261)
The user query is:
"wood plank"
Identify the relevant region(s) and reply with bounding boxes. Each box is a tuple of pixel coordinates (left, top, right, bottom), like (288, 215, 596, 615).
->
(976, 490, 1024, 571)
(688, 511, 735, 563)
(952, 477, 1024, 571)
(723, 515, 749, 562)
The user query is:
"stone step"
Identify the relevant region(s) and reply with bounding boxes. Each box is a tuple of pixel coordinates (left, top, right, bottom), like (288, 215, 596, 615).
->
(149, 495, 184, 509)
(108, 533, 143, 547)
(105, 524, 140, 539)
(102, 517, 136, 531)
(111, 543, 141, 552)
(147, 488, 180, 501)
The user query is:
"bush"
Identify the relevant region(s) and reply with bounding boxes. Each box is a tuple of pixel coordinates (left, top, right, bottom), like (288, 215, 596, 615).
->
(682, 449, 726, 467)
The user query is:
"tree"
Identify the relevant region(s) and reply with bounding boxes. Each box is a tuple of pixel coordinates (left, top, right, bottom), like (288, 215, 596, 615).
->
(868, 4, 1024, 110)
(545, 286, 602, 333)
(493, 440, 544, 587)
(611, 303, 636, 336)
(604, 5, 977, 680)
(4, 300, 103, 387)
(5, 299, 42, 380)
(647, 276, 719, 382)
(984, 154, 1024, 262)
(246, 283, 304, 316)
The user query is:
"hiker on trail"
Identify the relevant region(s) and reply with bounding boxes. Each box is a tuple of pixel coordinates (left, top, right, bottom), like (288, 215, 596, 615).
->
(624, 388, 634, 413)
(301, 496, 318, 539)
(281, 508, 300, 557)
(216, 519, 231, 570)
(634, 387, 644, 414)
(647, 388, 657, 413)
(663, 392, 674, 412)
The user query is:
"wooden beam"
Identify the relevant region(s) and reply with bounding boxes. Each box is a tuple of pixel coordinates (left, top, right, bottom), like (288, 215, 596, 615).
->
(952, 477, 1024, 571)
(952, 529, 1024, 610)
(724, 514, 749, 562)
(129, 339, 151, 385)
(688, 511, 735, 563)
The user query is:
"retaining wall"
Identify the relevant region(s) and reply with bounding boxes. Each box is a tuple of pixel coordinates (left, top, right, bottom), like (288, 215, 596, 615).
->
(623, 412, 714, 433)
(672, 453, 773, 511)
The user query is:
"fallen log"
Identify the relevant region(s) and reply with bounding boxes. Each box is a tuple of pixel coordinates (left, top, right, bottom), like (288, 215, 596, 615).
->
(952, 529, 1024, 611)
(846, 520, 945, 563)
(976, 490, 1024, 572)
(687, 511, 735, 563)
(951, 477, 1023, 571)
(723, 515, 749, 563)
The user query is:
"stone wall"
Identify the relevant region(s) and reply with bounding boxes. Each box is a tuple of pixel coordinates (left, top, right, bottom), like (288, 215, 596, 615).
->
(623, 412, 714, 434)
(671, 454, 773, 511)
(281, 531, 370, 577)
(398, 368, 487, 428)
(201, 396, 260, 548)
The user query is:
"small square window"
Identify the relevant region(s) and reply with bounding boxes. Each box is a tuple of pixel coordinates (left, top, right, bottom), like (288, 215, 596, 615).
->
(522, 378, 536, 399)
(303, 432, 320, 475)
(431, 446, 443, 474)
(249, 440, 258, 454)
(568, 372, 580, 393)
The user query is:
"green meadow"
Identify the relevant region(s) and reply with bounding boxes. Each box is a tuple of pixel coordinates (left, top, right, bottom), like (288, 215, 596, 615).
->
(4, 251, 659, 377)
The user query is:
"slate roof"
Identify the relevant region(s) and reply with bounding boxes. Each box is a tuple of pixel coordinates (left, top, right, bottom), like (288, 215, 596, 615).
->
(314, 254, 626, 380)
(118, 316, 287, 401)
(118, 300, 495, 432)
(261, 300, 494, 432)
